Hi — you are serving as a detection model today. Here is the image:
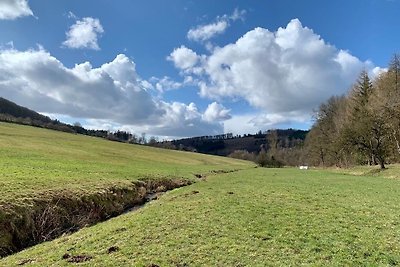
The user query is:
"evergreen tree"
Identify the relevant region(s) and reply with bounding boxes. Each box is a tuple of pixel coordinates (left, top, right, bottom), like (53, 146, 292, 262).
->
(345, 71, 389, 168)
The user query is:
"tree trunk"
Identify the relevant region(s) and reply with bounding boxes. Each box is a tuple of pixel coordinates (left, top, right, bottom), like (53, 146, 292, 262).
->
(380, 160, 385, 169)
(319, 148, 325, 167)
(377, 156, 385, 169)
(393, 130, 400, 155)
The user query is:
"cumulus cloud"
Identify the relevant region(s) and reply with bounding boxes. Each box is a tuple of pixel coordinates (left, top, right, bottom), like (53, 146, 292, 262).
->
(0, 47, 223, 137)
(187, 8, 246, 42)
(151, 102, 223, 136)
(167, 45, 201, 70)
(166, 18, 386, 132)
(177, 19, 381, 121)
(63, 17, 104, 50)
(0, 0, 33, 20)
(203, 102, 231, 122)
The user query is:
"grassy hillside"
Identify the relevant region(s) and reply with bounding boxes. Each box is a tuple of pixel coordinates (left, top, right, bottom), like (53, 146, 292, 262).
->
(0, 122, 251, 206)
(3, 167, 400, 266)
(0, 122, 253, 256)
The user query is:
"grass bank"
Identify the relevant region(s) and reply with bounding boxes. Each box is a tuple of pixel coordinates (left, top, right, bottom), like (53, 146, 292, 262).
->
(326, 164, 400, 179)
(0, 123, 253, 256)
(3, 167, 400, 266)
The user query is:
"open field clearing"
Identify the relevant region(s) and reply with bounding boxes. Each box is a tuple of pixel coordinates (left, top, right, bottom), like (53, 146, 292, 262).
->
(0, 123, 252, 256)
(2, 167, 400, 266)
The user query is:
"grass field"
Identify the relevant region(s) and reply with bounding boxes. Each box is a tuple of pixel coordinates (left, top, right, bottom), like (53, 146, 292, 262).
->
(2, 167, 400, 266)
(0, 122, 252, 256)
(0, 122, 251, 207)
(2, 123, 400, 266)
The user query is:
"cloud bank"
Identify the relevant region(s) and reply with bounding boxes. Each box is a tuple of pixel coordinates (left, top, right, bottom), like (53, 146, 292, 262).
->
(0, 47, 224, 137)
(170, 19, 383, 131)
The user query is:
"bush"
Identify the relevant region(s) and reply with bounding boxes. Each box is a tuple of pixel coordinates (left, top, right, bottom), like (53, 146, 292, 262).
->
(256, 152, 283, 168)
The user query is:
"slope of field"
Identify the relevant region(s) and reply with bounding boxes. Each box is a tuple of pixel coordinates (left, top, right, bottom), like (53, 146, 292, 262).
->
(3, 167, 400, 266)
(0, 123, 251, 205)
(0, 122, 252, 256)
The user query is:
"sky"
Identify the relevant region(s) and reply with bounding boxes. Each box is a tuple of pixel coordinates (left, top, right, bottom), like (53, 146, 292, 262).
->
(0, 0, 398, 138)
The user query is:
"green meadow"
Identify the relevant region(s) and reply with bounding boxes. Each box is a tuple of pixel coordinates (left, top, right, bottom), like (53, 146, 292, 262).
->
(2, 123, 400, 266)
(0, 122, 251, 207)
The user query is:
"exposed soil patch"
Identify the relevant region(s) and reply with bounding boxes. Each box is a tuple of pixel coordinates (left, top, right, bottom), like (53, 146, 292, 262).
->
(107, 246, 119, 254)
(182, 190, 200, 198)
(17, 258, 34, 265)
(62, 253, 71, 259)
(211, 169, 239, 174)
(66, 254, 93, 263)
(0, 178, 192, 258)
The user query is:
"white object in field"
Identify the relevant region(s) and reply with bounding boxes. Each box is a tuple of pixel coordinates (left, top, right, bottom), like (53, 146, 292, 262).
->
(299, 165, 309, 170)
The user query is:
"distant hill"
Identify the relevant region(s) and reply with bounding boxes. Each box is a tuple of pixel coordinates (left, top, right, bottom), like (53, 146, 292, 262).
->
(155, 129, 308, 157)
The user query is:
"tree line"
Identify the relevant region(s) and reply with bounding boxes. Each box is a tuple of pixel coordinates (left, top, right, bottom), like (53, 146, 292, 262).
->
(228, 129, 307, 167)
(305, 55, 400, 169)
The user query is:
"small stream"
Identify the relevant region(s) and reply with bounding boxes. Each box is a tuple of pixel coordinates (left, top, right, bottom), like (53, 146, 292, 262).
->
(124, 192, 166, 213)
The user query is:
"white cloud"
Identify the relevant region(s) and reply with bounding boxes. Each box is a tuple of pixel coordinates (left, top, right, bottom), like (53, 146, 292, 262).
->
(151, 102, 223, 136)
(371, 66, 388, 78)
(188, 20, 229, 42)
(187, 8, 246, 42)
(0, 0, 33, 20)
(187, 19, 380, 117)
(168, 18, 384, 131)
(63, 17, 104, 50)
(229, 8, 246, 21)
(203, 102, 231, 122)
(151, 76, 182, 92)
(0, 47, 223, 137)
(167, 45, 200, 70)
(248, 111, 311, 129)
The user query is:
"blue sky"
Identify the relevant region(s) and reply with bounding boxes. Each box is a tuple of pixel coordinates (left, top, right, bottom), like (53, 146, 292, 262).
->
(0, 0, 398, 138)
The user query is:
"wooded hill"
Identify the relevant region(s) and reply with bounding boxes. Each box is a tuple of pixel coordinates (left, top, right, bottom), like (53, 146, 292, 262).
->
(0, 97, 53, 124)
(155, 129, 308, 157)
(0, 97, 131, 141)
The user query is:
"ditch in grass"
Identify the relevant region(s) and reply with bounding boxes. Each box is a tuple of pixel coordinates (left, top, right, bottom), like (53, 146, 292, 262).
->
(3, 167, 400, 266)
